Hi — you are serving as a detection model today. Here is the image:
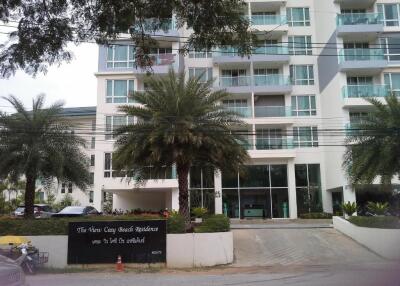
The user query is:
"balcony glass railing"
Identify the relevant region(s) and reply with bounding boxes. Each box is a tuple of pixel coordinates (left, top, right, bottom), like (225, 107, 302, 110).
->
(250, 15, 287, 25)
(255, 138, 294, 150)
(253, 46, 289, 55)
(337, 13, 383, 26)
(220, 76, 251, 87)
(254, 106, 291, 117)
(253, 74, 291, 86)
(342, 85, 389, 98)
(224, 106, 252, 118)
(338, 48, 385, 63)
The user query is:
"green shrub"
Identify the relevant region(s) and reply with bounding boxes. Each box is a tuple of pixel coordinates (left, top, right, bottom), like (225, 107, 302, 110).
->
(166, 212, 186, 234)
(192, 207, 208, 218)
(367, 201, 389, 216)
(299, 212, 333, 219)
(348, 216, 400, 229)
(194, 214, 230, 233)
(342, 201, 357, 216)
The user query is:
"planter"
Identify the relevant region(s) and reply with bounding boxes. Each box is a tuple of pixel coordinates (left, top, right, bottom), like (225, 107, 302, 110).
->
(333, 216, 400, 260)
(194, 218, 203, 223)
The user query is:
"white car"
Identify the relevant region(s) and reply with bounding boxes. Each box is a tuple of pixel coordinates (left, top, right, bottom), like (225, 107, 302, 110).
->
(0, 254, 28, 286)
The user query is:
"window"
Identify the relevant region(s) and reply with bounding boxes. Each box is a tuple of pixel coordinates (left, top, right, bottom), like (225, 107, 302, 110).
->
(105, 116, 134, 140)
(188, 50, 212, 58)
(89, 191, 94, 203)
(91, 137, 95, 149)
(347, 76, 373, 85)
(189, 166, 215, 213)
(256, 129, 284, 150)
(106, 79, 135, 103)
(222, 99, 248, 108)
(254, 40, 280, 55)
(90, 155, 95, 166)
(68, 183, 73, 193)
(295, 164, 322, 214)
(293, 127, 318, 147)
(290, 65, 314, 85)
(287, 8, 310, 26)
(188, 68, 213, 82)
(291, 95, 316, 116)
(104, 153, 112, 177)
(380, 38, 400, 61)
(254, 68, 278, 75)
(61, 183, 66, 193)
(89, 172, 94, 185)
(91, 119, 96, 131)
(349, 112, 369, 124)
(35, 192, 44, 203)
(288, 36, 312, 55)
(378, 4, 400, 26)
(106, 45, 135, 68)
(384, 73, 400, 96)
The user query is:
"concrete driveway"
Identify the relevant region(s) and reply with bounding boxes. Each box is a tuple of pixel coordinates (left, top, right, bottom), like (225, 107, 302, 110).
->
(233, 228, 384, 266)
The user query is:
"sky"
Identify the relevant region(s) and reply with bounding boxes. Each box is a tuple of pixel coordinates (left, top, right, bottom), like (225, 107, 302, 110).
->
(0, 43, 98, 114)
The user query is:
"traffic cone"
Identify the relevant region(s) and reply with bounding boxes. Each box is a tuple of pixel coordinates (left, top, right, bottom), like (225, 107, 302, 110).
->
(116, 255, 124, 272)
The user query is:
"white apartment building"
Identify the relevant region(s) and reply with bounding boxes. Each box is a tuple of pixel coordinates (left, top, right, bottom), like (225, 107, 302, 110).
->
(74, 0, 400, 219)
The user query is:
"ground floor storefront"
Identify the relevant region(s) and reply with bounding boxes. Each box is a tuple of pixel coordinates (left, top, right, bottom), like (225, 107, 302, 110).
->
(105, 162, 329, 219)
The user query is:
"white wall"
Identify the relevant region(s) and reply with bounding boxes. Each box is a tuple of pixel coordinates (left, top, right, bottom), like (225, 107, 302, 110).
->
(333, 216, 400, 260)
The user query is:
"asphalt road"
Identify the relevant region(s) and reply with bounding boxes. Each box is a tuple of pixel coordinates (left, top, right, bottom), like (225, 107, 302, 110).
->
(27, 263, 400, 286)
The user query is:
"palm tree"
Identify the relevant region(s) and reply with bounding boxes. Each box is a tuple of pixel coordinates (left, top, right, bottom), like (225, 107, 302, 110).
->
(113, 70, 249, 223)
(344, 94, 400, 185)
(0, 95, 90, 218)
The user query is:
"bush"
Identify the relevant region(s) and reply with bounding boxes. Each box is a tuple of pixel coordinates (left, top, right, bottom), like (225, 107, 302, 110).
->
(166, 212, 186, 234)
(299, 212, 333, 219)
(192, 207, 208, 218)
(342, 201, 357, 216)
(348, 216, 400, 229)
(194, 214, 230, 233)
(0, 215, 165, 236)
(367, 201, 389, 216)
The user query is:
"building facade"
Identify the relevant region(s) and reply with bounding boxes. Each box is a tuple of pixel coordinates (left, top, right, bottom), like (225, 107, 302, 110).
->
(82, 0, 400, 219)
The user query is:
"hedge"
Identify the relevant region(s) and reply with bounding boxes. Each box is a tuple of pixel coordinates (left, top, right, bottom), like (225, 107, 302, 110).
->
(194, 214, 230, 233)
(348, 216, 400, 229)
(299, 212, 333, 219)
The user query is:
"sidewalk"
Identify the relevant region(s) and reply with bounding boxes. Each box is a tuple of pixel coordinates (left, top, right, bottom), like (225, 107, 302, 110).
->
(230, 219, 333, 229)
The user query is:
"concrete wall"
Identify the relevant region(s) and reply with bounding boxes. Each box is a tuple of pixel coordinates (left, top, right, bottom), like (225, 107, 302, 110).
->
(333, 216, 400, 260)
(25, 232, 233, 269)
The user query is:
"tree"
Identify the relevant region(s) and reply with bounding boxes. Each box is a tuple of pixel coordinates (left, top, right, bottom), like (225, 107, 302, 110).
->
(344, 94, 400, 186)
(0, 0, 256, 77)
(113, 70, 249, 223)
(0, 94, 90, 218)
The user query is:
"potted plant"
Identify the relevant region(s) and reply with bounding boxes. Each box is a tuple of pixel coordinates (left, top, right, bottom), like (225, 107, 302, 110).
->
(342, 201, 357, 219)
(192, 207, 208, 223)
(367, 201, 389, 216)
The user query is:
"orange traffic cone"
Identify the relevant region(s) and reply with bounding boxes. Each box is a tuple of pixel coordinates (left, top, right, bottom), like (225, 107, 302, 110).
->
(116, 255, 124, 272)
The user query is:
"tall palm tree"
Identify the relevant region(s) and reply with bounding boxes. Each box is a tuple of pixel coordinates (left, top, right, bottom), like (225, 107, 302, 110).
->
(0, 95, 90, 218)
(113, 70, 249, 222)
(344, 94, 400, 185)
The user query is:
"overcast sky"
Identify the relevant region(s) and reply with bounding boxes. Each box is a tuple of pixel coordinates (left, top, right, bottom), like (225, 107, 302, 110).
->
(0, 43, 98, 114)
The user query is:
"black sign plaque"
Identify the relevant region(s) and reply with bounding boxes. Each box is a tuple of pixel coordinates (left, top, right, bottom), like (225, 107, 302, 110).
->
(67, 220, 166, 264)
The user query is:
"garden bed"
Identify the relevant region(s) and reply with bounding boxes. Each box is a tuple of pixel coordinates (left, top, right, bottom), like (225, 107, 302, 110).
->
(347, 216, 400, 229)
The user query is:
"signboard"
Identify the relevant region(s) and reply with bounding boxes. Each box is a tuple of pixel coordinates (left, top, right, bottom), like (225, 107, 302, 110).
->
(67, 220, 166, 264)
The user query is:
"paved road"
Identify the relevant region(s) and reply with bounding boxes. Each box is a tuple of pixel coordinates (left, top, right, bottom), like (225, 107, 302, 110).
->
(233, 228, 384, 266)
(27, 264, 400, 286)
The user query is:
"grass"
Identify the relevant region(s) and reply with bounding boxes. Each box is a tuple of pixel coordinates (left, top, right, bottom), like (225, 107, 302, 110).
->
(348, 216, 400, 229)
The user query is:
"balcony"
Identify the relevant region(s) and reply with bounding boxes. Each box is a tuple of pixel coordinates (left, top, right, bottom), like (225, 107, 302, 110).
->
(337, 13, 383, 37)
(253, 74, 292, 94)
(338, 48, 387, 72)
(219, 76, 252, 93)
(249, 14, 288, 35)
(131, 54, 178, 75)
(342, 85, 389, 98)
(213, 46, 289, 64)
(241, 137, 296, 158)
(254, 106, 291, 118)
(224, 106, 252, 118)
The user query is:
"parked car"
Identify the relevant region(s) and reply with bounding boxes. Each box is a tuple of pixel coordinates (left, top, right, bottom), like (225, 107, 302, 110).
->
(0, 254, 28, 286)
(51, 206, 100, 217)
(14, 204, 55, 218)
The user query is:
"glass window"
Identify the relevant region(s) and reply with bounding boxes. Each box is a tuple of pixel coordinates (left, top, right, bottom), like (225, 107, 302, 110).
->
(90, 137, 95, 149)
(188, 49, 212, 58)
(295, 164, 322, 214)
(291, 95, 316, 116)
(106, 79, 135, 103)
(293, 127, 318, 147)
(106, 45, 135, 68)
(105, 116, 133, 140)
(188, 68, 213, 82)
(378, 4, 400, 26)
(239, 165, 269, 188)
(290, 65, 314, 85)
(287, 7, 310, 27)
(222, 189, 239, 218)
(222, 170, 238, 188)
(380, 37, 400, 61)
(89, 191, 94, 203)
(270, 165, 288, 187)
(61, 183, 66, 193)
(68, 183, 73, 193)
(90, 155, 95, 166)
(104, 153, 111, 177)
(256, 129, 284, 150)
(384, 73, 400, 96)
(91, 120, 96, 131)
(288, 36, 312, 55)
(89, 172, 94, 185)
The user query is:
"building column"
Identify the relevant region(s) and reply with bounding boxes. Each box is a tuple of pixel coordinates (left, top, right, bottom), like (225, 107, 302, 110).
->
(343, 185, 356, 204)
(287, 160, 298, 219)
(214, 170, 223, 214)
(171, 188, 179, 211)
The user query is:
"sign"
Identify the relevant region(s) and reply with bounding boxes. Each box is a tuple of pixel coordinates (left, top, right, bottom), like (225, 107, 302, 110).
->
(67, 220, 166, 264)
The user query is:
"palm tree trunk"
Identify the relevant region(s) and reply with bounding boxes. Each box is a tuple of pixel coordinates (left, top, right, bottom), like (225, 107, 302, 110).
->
(177, 163, 190, 224)
(24, 173, 36, 219)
